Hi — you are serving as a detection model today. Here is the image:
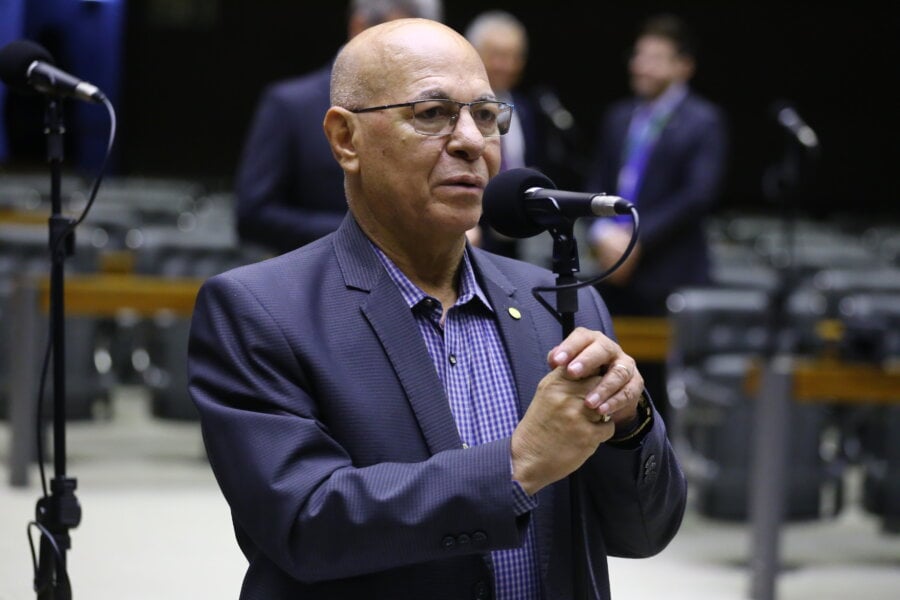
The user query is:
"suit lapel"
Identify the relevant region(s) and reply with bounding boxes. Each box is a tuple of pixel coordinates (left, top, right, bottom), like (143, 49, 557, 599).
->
(333, 217, 461, 455)
(640, 93, 690, 187)
(475, 264, 547, 421)
(362, 279, 463, 454)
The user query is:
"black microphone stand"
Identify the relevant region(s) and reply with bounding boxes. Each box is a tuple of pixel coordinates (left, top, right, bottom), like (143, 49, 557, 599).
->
(546, 219, 597, 600)
(749, 123, 817, 600)
(33, 96, 81, 600)
(549, 221, 580, 336)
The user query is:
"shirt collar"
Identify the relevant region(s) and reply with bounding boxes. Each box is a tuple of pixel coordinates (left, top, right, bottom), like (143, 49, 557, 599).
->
(371, 242, 493, 313)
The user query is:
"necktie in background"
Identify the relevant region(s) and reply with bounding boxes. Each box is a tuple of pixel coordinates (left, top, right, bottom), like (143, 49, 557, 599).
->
(618, 104, 668, 202)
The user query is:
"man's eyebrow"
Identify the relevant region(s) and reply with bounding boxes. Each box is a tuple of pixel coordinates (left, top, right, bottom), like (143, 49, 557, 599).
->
(411, 89, 499, 102)
(411, 89, 449, 101)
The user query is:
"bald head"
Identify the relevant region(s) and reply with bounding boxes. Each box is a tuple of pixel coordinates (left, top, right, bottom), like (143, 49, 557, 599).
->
(322, 17, 500, 260)
(331, 18, 486, 109)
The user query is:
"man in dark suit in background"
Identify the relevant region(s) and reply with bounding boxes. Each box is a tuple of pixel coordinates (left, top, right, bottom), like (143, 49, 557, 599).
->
(585, 14, 729, 424)
(190, 18, 686, 600)
(463, 9, 545, 259)
(234, 0, 444, 255)
(464, 10, 545, 175)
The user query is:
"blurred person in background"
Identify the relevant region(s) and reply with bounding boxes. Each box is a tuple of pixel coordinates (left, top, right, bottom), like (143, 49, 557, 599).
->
(464, 9, 587, 262)
(234, 0, 444, 255)
(464, 9, 544, 258)
(585, 13, 729, 425)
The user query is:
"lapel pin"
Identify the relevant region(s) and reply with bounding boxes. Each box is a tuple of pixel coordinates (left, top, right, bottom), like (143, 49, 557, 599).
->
(507, 307, 522, 320)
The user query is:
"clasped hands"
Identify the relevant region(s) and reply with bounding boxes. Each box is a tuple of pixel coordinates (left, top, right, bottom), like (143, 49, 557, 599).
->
(511, 327, 645, 495)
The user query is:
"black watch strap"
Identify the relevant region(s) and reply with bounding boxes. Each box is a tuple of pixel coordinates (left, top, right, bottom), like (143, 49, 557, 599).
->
(608, 390, 653, 445)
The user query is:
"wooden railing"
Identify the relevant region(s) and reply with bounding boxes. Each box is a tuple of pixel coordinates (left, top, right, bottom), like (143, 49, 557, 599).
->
(33, 274, 900, 398)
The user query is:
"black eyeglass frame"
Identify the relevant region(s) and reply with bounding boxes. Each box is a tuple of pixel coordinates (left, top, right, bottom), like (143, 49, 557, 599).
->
(348, 98, 515, 137)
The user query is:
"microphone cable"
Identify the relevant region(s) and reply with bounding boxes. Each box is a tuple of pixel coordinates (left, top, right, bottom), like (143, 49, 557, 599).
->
(530, 206, 640, 323)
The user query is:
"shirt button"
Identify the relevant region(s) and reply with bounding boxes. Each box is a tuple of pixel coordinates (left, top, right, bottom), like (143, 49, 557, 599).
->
(449, 354, 457, 365)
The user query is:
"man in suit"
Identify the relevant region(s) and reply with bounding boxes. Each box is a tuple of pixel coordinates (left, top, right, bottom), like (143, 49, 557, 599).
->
(585, 14, 729, 424)
(190, 18, 686, 600)
(463, 10, 544, 259)
(234, 0, 444, 255)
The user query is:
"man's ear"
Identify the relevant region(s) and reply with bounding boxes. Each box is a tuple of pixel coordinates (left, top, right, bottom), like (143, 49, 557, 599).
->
(323, 107, 360, 173)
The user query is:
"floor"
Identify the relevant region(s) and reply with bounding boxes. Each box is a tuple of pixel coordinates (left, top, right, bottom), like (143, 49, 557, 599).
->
(1, 387, 898, 600)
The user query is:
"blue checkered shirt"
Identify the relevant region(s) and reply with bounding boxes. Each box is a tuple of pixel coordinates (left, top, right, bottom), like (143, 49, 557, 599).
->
(374, 244, 542, 600)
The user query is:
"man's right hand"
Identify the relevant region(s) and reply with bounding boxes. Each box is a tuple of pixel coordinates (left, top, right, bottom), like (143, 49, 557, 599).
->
(510, 366, 614, 495)
(510, 327, 644, 495)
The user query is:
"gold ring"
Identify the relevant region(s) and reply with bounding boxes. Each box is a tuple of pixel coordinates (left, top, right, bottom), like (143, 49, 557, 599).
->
(612, 362, 632, 379)
(599, 413, 611, 423)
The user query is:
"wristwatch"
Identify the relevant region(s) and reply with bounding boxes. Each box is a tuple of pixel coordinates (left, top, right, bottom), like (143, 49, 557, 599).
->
(608, 390, 653, 445)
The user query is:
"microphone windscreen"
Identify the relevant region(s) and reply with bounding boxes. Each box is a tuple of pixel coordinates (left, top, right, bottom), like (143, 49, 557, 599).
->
(483, 167, 556, 239)
(0, 40, 55, 93)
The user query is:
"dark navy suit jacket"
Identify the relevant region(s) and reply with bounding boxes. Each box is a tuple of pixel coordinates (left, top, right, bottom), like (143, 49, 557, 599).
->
(235, 64, 347, 255)
(188, 215, 687, 599)
(587, 91, 728, 314)
(510, 90, 546, 171)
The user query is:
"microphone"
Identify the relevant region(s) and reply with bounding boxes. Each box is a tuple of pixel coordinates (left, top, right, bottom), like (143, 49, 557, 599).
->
(0, 39, 106, 103)
(483, 167, 633, 239)
(771, 100, 818, 150)
(534, 85, 575, 131)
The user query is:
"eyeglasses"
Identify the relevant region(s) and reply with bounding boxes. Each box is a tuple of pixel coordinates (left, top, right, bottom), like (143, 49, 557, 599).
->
(349, 99, 514, 137)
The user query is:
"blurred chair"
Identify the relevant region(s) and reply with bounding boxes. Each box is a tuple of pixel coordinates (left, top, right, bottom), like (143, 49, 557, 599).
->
(713, 213, 782, 247)
(837, 292, 900, 533)
(792, 270, 900, 512)
(0, 224, 109, 421)
(0, 177, 44, 213)
(861, 224, 900, 266)
(707, 216, 780, 291)
(812, 267, 900, 310)
(74, 176, 204, 224)
(710, 263, 779, 291)
(0, 172, 86, 210)
(127, 223, 267, 421)
(666, 287, 839, 521)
